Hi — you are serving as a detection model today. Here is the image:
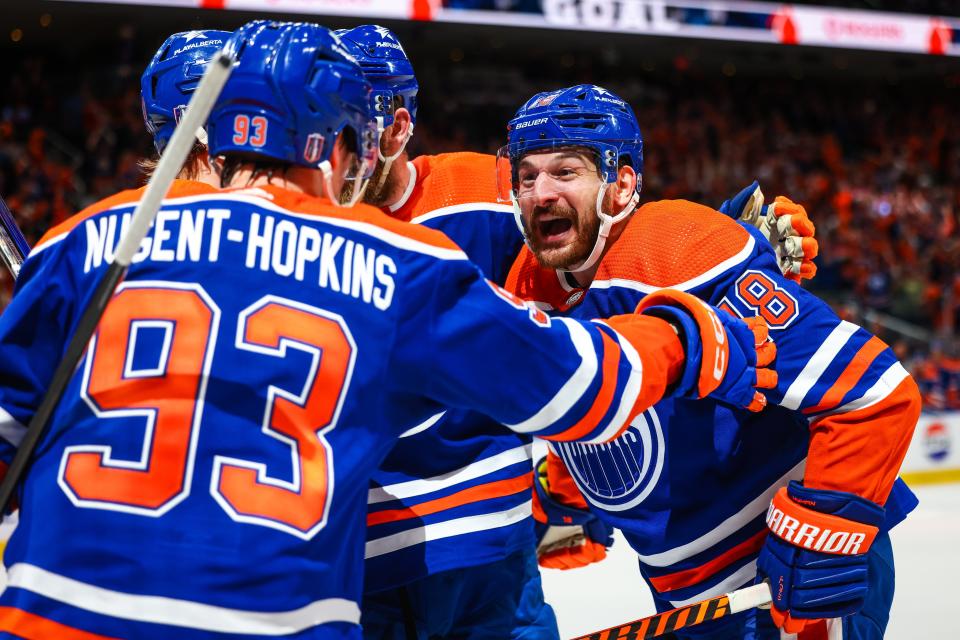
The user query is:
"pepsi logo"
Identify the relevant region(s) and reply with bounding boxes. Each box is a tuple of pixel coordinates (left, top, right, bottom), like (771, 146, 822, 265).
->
(923, 422, 951, 462)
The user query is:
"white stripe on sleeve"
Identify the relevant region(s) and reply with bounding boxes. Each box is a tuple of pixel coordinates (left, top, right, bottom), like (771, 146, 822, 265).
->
(410, 202, 515, 225)
(590, 236, 756, 294)
(367, 444, 532, 505)
(365, 501, 532, 559)
(580, 322, 644, 445)
(0, 406, 26, 446)
(6, 563, 360, 634)
(398, 411, 446, 438)
(815, 363, 910, 418)
(781, 321, 859, 410)
(638, 459, 806, 567)
(504, 318, 598, 434)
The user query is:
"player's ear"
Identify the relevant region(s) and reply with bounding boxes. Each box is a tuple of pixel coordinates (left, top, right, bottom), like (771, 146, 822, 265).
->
(382, 107, 412, 157)
(207, 152, 224, 175)
(612, 164, 638, 208)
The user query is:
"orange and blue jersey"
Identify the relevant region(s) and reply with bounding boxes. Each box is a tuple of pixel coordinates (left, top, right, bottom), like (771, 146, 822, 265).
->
(507, 199, 921, 629)
(365, 151, 534, 592)
(0, 184, 680, 639)
(386, 152, 523, 287)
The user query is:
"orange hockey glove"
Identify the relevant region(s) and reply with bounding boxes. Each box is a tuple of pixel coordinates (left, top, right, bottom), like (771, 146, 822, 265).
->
(719, 182, 818, 283)
(532, 455, 613, 570)
(637, 289, 777, 411)
(768, 196, 818, 283)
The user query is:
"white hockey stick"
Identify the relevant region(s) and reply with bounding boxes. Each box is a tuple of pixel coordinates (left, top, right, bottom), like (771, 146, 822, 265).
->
(0, 50, 235, 513)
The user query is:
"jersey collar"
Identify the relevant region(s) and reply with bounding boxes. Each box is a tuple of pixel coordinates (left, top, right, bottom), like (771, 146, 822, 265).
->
(388, 161, 418, 214)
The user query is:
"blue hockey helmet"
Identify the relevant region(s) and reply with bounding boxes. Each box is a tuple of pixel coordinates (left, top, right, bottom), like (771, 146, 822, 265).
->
(499, 84, 643, 199)
(141, 29, 232, 153)
(335, 25, 418, 129)
(208, 21, 378, 204)
(499, 85, 644, 273)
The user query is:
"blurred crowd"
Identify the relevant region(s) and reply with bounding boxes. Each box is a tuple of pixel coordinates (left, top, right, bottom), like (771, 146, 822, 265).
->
(1, 25, 959, 411)
(632, 80, 960, 412)
(0, 27, 154, 307)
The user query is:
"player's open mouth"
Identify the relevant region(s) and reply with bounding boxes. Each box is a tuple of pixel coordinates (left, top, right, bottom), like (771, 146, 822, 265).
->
(537, 215, 574, 244)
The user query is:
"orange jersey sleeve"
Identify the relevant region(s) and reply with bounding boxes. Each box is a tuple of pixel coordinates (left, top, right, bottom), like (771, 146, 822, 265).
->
(803, 361, 922, 505)
(391, 152, 501, 223)
(545, 449, 589, 510)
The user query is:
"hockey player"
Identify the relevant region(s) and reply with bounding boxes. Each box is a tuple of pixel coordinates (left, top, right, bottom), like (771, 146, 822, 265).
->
(140, 29, 232, 187)
(336, 25, 558, 637)
(0, 22, 773, 639)
(506, 85, 921, 639)
(337, 24, 817, 639)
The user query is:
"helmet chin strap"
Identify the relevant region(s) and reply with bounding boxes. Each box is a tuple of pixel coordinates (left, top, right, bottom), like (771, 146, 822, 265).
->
(320, 160, 371, 208)
(374, 122, 414, 193)
(511, 194, 533, 250)
(561, 185, 640, 275)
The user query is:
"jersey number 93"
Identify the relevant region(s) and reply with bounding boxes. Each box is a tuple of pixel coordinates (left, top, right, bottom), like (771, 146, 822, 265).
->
(58, 281, 354, 540)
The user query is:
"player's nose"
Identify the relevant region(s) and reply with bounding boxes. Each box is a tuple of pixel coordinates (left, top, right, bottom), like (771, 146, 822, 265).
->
(532, 173, 558, 206)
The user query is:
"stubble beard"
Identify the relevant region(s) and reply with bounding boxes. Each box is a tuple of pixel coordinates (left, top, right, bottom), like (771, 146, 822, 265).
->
(528, 202, 601, 271)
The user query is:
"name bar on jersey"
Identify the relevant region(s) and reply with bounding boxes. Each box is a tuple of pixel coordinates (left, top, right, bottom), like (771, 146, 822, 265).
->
(83, 208, 397, 311)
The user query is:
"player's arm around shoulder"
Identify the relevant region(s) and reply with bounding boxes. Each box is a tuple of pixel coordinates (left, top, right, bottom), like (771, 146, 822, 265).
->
(716, 224, 921, 501)
(710, 227, 921, 635)
(384, 235, 774, 447)
(581, 201, 779, 411)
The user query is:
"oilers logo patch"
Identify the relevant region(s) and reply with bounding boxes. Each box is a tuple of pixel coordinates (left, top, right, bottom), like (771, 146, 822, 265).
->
(555, 408, 664, 512)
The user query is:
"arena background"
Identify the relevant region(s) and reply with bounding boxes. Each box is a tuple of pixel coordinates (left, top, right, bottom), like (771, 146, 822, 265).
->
(0, 0, 958, 636)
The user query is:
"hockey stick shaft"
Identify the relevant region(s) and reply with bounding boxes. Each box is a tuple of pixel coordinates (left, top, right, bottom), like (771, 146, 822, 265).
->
(570, 583, 771, 640)
(0, 50, 234, 514)
(0, 195, 29, 278)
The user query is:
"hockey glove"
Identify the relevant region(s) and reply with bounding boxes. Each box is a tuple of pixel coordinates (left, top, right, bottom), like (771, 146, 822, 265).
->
(532, 456, 613, 570)
(719, 181, 818, 283)
(636, 289, 777, 412)
(757, 481, 885, 634)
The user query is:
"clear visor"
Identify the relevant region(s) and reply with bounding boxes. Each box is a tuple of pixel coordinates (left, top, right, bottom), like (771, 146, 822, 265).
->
(336, 119, 379, 208)
(495, 140, 620, 204)
(343, 119, 380, 181)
